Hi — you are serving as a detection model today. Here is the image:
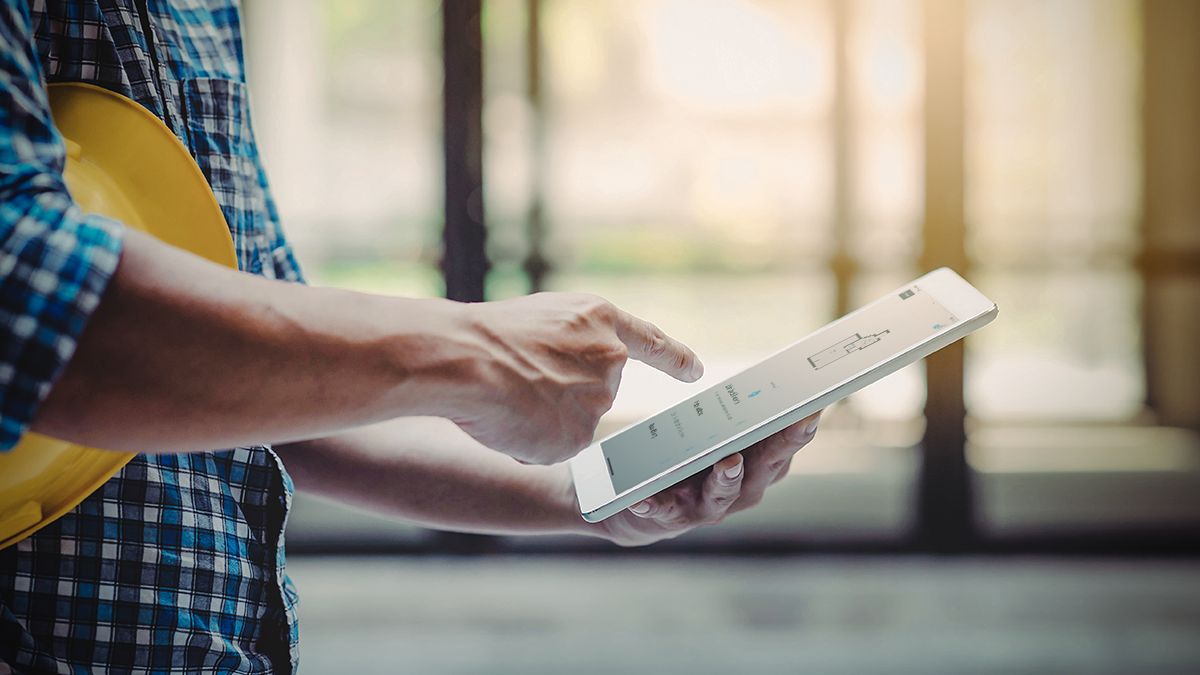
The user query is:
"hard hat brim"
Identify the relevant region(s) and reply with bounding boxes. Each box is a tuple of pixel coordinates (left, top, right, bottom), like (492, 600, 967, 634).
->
(0, 83, 238, 549)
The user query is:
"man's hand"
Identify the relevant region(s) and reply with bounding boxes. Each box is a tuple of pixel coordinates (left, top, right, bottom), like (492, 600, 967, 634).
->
(445, 293, 702, 465)
(37, 233, 698, 458)
(594, 411, 822, 547)
(277, 412, 821, 547)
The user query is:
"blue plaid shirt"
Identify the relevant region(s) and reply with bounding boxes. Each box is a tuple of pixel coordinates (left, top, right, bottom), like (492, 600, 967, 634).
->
(1, 1, 304, 673)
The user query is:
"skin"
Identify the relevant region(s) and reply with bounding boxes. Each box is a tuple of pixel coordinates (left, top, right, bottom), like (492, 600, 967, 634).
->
(275, 411, 822, 547)
(32, 227, 822, 544)
(33, 228, 700, 464)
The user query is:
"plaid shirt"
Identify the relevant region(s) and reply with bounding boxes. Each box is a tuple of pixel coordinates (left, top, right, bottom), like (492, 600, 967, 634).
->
(1, 1, 304, 673)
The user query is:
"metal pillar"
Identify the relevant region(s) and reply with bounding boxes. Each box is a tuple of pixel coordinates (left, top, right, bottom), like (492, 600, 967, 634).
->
(915, 0, 973, 551)
(1141, 0, 1200, 431)
(442, 0, 490, 302)
(830, 0, 858, 319)
(523, 0, 550, 293)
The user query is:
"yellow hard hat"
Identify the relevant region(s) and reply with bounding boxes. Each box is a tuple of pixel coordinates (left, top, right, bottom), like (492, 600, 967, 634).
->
(0, 83, 238, 549)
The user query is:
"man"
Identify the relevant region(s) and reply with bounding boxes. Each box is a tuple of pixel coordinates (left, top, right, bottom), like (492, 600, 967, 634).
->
(0, 1, 821, 673)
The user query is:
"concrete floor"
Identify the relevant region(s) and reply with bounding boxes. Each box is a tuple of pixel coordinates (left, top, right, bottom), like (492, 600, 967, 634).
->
(286, 555, 1200, 675)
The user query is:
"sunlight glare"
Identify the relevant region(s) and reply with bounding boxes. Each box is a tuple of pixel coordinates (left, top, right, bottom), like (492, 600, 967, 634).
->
(640, 0, 829, 115)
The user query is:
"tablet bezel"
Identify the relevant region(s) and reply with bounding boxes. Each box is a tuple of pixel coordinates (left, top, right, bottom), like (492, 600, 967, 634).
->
(571, 267, 998, 522)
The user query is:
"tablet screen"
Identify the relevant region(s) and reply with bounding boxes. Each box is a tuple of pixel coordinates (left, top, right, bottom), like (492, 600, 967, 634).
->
(600, 285, 959, 494)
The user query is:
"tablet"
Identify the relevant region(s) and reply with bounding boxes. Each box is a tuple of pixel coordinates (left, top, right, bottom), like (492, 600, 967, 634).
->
(569, 267, 998, 522)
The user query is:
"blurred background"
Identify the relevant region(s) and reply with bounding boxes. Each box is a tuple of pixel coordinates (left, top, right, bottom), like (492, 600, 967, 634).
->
(242, 0, 1200, 672)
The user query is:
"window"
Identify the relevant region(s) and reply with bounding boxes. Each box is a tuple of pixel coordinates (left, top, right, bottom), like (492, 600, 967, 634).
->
(245, 0, 1200, 552)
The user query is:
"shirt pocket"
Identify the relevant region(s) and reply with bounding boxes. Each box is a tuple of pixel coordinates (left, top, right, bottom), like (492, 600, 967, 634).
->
(182, 77, 276, 277)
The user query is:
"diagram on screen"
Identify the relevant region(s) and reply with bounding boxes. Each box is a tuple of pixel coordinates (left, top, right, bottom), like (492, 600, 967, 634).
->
(808, 331, 891, 370)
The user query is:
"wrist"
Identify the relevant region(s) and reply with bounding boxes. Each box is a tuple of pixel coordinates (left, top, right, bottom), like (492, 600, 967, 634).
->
(546, 463, 617, 541)
(376, 296, 493, 418)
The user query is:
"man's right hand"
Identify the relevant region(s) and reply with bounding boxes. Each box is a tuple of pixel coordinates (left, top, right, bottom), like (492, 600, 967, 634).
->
(35, 230, 699, 459)
(441, 293, 703, 465)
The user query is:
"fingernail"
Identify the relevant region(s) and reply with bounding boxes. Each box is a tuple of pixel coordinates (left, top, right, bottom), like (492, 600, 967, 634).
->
(723, 460, 743, 480)
(804, 417, 820, 435)
(688, 360, 704, 382)
(630, 501, 651, 515)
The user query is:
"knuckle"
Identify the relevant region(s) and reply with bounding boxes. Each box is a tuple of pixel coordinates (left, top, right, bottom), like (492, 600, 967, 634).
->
(653, 503, 683, 528)
(775, 458, 794, 479)
(675, 351, 691, 372)
(766, 457, 790, 473)
(710, 491, 738, 510)
(524, 447, 554, 466)
(643, 330, 669, 359)
(597, 394, 615, 417)
(583, 294, 617, 320)
(608, 340, 630, 364)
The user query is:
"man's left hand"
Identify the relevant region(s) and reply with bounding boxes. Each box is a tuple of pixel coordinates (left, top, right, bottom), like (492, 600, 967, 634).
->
(595, 411, 822, 547)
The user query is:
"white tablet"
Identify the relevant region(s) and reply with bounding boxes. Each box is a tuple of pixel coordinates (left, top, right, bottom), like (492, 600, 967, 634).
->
(570, 267, 998, 522)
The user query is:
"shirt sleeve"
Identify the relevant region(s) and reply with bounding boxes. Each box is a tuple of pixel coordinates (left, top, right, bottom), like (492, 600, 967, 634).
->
(0, 2, 124, 451)
(256, 161, 306, 285)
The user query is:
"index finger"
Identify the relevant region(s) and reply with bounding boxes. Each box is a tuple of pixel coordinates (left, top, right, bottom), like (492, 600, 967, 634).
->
(613, 307, 703, 382)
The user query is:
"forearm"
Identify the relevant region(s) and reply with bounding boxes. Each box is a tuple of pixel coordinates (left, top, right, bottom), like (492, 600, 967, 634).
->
(275, 417, 603, 539)
(32, 228, 479, 453)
